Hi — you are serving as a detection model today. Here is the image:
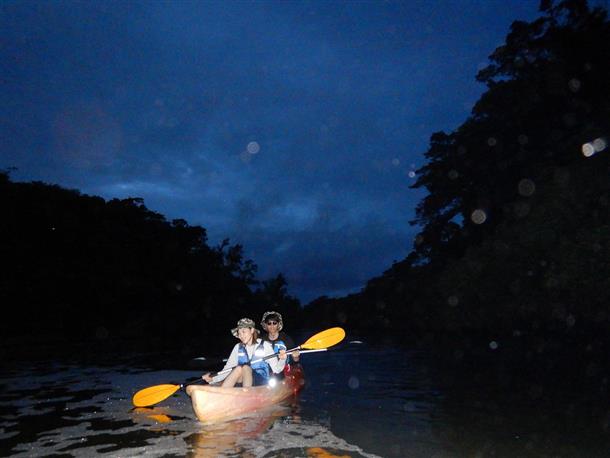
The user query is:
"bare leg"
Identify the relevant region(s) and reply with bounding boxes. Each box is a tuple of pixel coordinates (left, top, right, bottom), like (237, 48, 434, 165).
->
(187, 365, 253, 391)
(221, 366, 244, 387)
(241, 365, 253, 387)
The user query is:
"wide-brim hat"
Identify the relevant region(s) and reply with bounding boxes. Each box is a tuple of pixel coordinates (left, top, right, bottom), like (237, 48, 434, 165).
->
(260, 311, 283, 332)
(231, 317, 258, 337)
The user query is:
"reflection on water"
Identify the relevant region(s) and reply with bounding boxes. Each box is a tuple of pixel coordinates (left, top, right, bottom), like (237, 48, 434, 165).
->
(184, 405, 292, 457)
(0, 360, 379, 457)
(1, 342, 609, 457)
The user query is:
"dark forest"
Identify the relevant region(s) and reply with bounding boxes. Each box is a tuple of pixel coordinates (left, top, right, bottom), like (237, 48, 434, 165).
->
(2, 1, 609, 378)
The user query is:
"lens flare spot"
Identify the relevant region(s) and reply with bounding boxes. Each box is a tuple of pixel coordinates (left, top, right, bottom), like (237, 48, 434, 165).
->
(348, 376, 360, 389)
(582, 143, 595, 157)
(403, 401, 416, 412)
(240, 151, 252, 163)
(568, 78, 581, 92)
(593, 138, 607, 152)
(471, 209, 487, 224)
(247, 141, 260, 154)
(518, 178, 536, 197)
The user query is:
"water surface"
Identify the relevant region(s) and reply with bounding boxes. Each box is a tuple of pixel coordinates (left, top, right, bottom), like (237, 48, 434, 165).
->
(1, 340, 609, 457)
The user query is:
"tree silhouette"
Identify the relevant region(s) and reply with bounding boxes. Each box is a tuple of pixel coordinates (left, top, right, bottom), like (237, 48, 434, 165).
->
(304, 0, 610, 338)
(0, 171, 301, 357)
(411, 0, 610, 264)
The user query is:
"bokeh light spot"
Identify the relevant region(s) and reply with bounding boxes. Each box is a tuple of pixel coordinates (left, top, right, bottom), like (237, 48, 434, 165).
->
(247, 141, 260, 154)
(471, 209, 487, 224)
(582, 143, 595, 157)
(593, 137, 607, 152)
(580, 137, 606, 157)
(403, 401, 416, 412)
(239, 150, 252, 163)
(568, 78, 581, 92)
(518, 178, 536, 197)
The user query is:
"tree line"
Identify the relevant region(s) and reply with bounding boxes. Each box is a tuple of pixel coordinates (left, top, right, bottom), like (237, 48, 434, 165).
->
(303, 0, 610, 343)
(0, 172, 300, 356)
(3, 0, 609, 361)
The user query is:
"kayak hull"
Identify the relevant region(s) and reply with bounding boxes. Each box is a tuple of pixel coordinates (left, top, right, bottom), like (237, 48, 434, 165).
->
(190, 366, 304, 423)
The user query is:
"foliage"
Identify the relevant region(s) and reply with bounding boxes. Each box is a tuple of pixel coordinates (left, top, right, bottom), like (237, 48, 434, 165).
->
(304, 0, 610, 337)
(0, 172, 301, 353)
(411, 0, 610, 263)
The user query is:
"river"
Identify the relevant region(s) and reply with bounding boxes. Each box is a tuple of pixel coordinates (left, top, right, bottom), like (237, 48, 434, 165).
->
(1, 337, 609, 457)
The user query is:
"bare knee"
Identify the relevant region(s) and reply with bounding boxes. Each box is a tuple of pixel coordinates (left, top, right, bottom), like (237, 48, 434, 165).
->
(242, 365, 253, 387)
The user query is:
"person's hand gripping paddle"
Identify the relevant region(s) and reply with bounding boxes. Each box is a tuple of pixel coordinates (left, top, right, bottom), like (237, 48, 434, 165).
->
(132, 327, 346, 407)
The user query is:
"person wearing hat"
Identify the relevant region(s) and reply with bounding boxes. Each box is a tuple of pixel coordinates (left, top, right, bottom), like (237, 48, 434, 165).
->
(199, 317, 287, 388)
(260, 311, 300, 367)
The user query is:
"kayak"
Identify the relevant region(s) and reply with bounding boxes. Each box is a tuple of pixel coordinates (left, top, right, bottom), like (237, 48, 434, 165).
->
(189, 365, 305, 423)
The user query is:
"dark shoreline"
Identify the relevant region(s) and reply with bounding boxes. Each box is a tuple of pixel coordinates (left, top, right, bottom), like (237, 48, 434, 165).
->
(5, 325, 610, 390)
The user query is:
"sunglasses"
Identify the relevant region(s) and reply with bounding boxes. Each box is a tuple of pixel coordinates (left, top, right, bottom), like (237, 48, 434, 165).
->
(265, 321, 278, 325)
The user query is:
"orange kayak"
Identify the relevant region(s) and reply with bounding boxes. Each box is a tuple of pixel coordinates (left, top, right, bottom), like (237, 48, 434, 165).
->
(190, 365, 305, 423)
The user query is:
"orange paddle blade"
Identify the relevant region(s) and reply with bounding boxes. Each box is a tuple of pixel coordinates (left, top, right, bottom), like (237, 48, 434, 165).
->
(301, 327, 345, 350)
(132, 383, 181, 407)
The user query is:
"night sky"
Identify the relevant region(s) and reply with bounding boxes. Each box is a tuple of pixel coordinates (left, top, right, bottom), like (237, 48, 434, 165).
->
(1, 1, 539, 303)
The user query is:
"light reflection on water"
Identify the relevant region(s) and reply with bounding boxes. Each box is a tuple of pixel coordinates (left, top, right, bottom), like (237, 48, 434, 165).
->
(1, 341, 609, 457)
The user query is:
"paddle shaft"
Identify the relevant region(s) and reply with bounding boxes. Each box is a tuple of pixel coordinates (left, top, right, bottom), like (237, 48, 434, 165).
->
(132, 327, 344, 407)
(200, 327, 345, 382)
(208, 348, 326, 379)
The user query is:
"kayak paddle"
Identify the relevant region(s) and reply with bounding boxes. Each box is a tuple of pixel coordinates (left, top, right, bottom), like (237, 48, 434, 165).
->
(131, 327, 345, 407)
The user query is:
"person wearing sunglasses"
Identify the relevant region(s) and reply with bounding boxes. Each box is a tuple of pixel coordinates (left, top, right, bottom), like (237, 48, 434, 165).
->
(197, 317, 287, 388)
(260, 311, 300, 372)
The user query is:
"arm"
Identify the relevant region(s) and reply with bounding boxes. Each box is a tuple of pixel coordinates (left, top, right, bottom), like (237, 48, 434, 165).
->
(283, 333, 300, 362)
(264, 341, 286, 374)
(207, 344, 239, 384)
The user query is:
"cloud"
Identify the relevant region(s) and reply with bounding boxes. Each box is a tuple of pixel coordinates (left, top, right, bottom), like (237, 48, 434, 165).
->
(240, 217, 417, 303)
(0, 0, 539, 302)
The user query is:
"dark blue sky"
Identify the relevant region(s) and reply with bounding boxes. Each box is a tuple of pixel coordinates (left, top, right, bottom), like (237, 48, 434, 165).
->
(1, 1, 539, 303)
